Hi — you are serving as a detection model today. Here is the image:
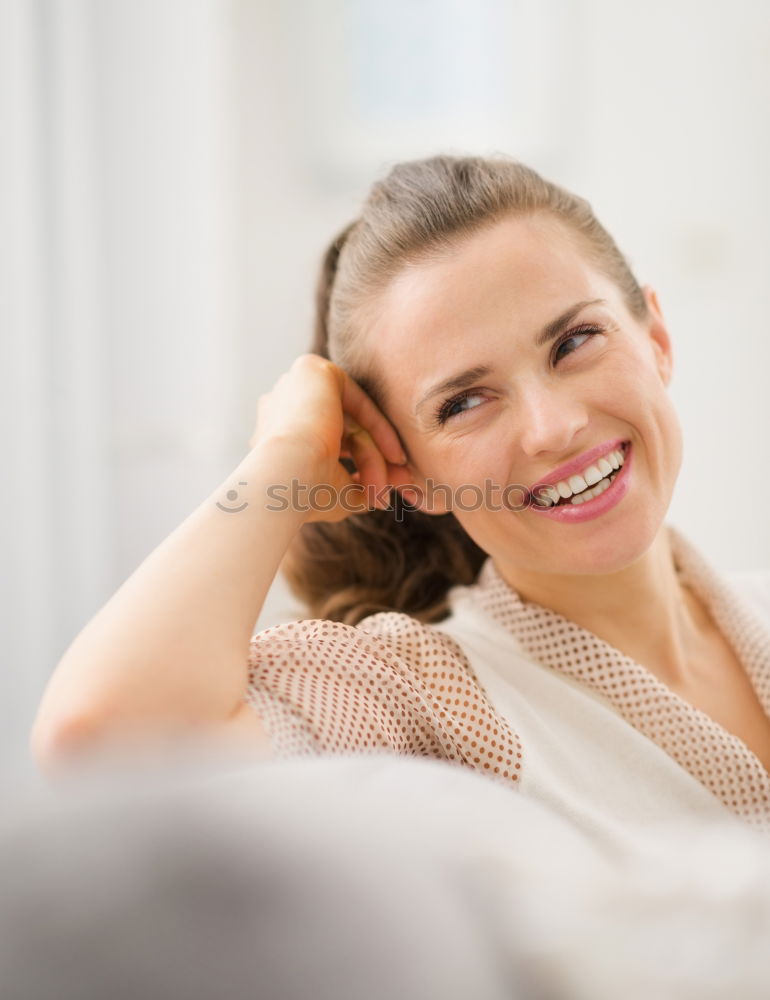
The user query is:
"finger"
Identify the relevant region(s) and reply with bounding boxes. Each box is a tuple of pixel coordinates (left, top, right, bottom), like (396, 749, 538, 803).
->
(385, 461, 418, 492)
(337, 370, 408, 467)
(341, 427, 417, 503)
(339, 420, 354, 460)
(346, 424, 391, 509)
(347, 423, 388, 503)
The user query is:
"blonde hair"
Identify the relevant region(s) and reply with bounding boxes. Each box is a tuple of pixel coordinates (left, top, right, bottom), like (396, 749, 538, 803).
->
(283, 154, 648, 625)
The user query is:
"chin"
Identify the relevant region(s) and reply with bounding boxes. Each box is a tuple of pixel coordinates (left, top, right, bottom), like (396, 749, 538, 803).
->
(579, 516, 663, 575)
(532, 514, 661, 577)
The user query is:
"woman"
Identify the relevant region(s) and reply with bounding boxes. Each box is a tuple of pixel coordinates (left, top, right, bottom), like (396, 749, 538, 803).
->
(31, 155, 770, 844)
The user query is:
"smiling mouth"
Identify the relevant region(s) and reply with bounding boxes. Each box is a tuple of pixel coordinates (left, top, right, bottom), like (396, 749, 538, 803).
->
(530, 441, 630, 508)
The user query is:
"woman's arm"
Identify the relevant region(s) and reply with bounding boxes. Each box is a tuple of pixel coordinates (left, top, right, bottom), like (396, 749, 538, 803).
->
(30, 443, 307, 773)
(30, 355, 409, 776)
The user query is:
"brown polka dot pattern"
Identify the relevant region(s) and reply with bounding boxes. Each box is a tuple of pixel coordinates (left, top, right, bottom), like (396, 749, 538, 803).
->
(247, 522, 770, 830)
(246, 612, 523, 787)
(470, 522, 770, 830)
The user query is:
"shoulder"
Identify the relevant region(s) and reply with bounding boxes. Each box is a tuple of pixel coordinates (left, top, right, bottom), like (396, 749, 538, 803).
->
(246, 610, 523, 784)
(246, 611, 473, 760)
(249, 610, 469, 679)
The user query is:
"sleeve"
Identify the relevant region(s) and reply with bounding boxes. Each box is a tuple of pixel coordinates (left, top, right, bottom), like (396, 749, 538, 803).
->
(244, 611, 524, 785)
(244, 614, 464, 762)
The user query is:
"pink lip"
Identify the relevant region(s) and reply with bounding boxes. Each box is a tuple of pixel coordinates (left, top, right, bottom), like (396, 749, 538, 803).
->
(529, 441, 633, 523)
(528, 437, 628, 491)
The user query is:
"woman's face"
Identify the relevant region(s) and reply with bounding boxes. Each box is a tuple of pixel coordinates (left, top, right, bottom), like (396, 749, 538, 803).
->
(365, 212, 682, 579)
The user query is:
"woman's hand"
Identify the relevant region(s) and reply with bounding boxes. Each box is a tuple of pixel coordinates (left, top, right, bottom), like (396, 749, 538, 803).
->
(248, 354, 411, 524)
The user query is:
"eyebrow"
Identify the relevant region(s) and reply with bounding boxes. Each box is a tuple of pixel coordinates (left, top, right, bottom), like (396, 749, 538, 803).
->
(414, 298, 607, 416)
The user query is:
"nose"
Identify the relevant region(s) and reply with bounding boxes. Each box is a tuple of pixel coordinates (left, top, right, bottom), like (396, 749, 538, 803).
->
(515, 378, 589, 459)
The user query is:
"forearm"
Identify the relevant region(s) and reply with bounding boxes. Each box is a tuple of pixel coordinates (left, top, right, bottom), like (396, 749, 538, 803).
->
(31, 444, 307, 756)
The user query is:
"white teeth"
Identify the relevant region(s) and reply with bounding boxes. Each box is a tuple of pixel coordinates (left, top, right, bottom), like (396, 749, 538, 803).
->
(534, 445, 627, 508)
(597, 457, 614, 477)
(539, 485, 561, 504)
(570, 473, 616, 504)
(583, 464, 604, 487)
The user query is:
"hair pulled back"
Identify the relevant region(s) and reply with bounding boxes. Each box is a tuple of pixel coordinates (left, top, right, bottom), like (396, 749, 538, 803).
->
(282, 154, 649, 625)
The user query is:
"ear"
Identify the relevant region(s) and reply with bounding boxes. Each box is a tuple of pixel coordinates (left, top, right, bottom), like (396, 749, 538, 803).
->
(388, 462, 451, 515)
(641, 284, 673, 386)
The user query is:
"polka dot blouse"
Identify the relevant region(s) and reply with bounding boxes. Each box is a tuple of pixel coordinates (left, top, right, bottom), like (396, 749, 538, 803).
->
(246, 523, 770, 827)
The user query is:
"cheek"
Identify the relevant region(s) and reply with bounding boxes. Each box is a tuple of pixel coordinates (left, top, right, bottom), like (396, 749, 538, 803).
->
(656, 392, 684, 469)
(604, 344, 645, 382)
(428, 440, 509, 494)
(598, 350, 657, 409)
(611, 352, 683, 470)
(615, 348, 672, 408)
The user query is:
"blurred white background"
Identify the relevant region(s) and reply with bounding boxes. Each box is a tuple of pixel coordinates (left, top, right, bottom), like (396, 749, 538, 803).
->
(2, 0, 769, 782)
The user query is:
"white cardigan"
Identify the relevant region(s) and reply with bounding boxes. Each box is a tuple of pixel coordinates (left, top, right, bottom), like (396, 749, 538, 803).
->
(433, 563, 770, 851)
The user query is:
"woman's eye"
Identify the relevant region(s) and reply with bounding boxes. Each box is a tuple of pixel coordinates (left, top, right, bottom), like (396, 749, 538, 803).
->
(552, 324, 603, 364)
(435, 390, 486, 425)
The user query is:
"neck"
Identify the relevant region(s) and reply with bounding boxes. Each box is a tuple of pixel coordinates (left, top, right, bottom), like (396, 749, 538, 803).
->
(495, 525, 712, 686)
